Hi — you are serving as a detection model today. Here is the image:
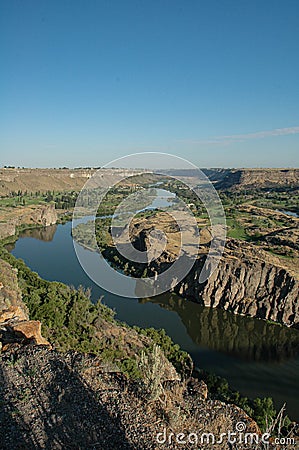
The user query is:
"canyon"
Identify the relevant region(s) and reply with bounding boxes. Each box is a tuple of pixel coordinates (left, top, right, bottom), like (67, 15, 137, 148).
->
(104, 210, 299, 328)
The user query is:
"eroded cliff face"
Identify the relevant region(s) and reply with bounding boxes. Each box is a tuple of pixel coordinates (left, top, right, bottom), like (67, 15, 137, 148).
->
(174, 239, 299, 328)
(119, 217, 299, 328)
(0, 258, 27, 322)
(0, 204, 57, 240)
(0, 222, 15, 241)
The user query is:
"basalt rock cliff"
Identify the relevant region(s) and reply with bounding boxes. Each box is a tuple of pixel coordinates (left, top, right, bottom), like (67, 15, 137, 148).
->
(122, 219, 299, 328)
(174, 239, 299, 328)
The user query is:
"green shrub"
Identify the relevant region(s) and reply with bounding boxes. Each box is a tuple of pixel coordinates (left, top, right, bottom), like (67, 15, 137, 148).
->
(134, 327, 193, 379)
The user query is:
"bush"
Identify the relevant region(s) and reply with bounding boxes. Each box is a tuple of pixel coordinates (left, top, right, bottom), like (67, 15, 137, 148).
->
(138, 344, 165, 400)
(134, 327, 193, 379)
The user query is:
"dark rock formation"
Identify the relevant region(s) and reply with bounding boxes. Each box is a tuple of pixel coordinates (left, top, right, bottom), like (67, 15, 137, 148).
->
(174, 240, 299, 328)
(124, 219, 299, 327)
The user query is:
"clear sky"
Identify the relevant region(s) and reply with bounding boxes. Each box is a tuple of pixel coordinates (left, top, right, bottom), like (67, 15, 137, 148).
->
(1, 0, 299, 168)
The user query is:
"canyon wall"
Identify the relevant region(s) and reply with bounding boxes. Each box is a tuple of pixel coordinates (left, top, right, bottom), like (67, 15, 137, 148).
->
(127, 222, 299, 328)
(2, 167, 298, 196)
(0, 204, 57, 240)
(174, 239, 299, 328)
(217, 168, 299, 190)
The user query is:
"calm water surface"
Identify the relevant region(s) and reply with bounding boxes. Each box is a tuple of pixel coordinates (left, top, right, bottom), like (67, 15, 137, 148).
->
(9, 220, 299, 421)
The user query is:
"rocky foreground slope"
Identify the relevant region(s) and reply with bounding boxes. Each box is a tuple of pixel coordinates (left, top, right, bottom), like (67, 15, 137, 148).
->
(0, 344, 268, 450)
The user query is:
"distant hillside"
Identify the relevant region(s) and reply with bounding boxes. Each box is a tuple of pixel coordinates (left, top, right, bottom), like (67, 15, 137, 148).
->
(0, 168, 143, 196)
(1, 167, 298, 196)
(148, 168, 299, 191)
(0, 168, 93, 196)
(214, 168, 299, 191)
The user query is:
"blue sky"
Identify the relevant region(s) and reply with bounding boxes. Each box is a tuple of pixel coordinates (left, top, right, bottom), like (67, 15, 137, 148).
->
(1, 0, 298, 168)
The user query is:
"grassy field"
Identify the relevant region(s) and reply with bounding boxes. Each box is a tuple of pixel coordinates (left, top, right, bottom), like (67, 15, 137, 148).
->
(0, 195, 46, 207)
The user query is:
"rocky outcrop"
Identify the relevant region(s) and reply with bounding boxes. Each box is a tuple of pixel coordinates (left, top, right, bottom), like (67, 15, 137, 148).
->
(0, 204, 57, 241)
(0, 258, 50, 349)
(173, 239, 299, 328)
(0, 221, 15, 241)
(6, 321, 50, 346)
(118, 215, 299, 327)
(0, 258, 27, 321)
(28, 203, 57, 226)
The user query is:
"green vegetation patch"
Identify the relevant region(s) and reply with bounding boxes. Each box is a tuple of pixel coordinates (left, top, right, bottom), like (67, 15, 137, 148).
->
(226, 217, 249, 240)
(0, 247, 190, 381)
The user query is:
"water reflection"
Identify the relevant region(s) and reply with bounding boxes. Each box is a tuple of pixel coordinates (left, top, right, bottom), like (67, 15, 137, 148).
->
(141, 293, 299, 362)
(18, 225, 57, 242)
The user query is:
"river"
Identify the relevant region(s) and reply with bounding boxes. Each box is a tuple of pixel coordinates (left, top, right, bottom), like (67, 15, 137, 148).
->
(7, 196, 299, 421)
